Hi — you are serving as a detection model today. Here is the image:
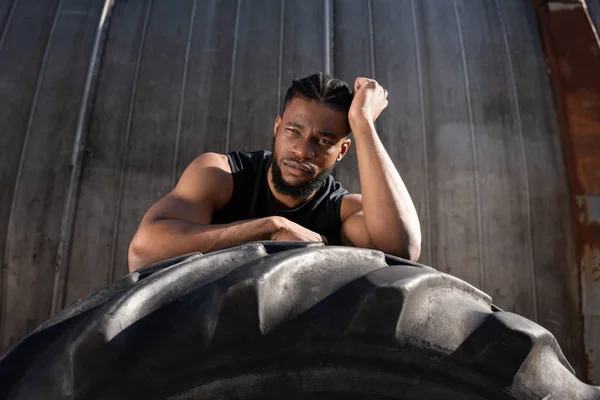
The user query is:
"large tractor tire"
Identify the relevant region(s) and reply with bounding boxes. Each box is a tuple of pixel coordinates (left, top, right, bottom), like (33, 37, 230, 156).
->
(0, 242, 598, 399)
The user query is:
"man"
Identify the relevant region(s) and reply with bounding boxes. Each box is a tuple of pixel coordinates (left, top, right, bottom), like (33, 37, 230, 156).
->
(128, 73, 421, 272)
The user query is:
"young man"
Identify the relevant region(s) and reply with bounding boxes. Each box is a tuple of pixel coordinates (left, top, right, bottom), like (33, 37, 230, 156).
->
(128, 73, 421, 272)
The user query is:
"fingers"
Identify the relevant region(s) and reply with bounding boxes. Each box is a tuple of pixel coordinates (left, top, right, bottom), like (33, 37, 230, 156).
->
(354, 78, 363, 93)
(354, 77, 375, 93)
(320, 235, 329, 245)
(354, 77, 388, 99)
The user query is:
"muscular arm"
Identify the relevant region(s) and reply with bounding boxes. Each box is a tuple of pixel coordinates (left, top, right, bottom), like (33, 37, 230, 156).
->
(128, 153, 277, 272)
(340, 79, 421, 260)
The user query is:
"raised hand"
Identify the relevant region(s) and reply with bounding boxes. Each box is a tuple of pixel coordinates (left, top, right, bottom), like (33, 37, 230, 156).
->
(348, 77, 388, 126)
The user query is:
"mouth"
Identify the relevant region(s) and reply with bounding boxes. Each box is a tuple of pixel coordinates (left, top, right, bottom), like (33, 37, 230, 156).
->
(282, 160, 313, 176)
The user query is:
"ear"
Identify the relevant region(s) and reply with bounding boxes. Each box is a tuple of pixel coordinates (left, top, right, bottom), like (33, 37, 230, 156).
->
(273, 115, 282, 137)
(337, 137, 351, 162)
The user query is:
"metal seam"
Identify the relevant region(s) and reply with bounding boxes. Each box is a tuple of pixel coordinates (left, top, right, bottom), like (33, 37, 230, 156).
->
(277, 0, 285, 113)
(367, 0, 376, 78)
(52, 0, 116, 315)
(1, 0, 64, 347)
(171, 0, 197, 188)
(324, 0, 333, 74)
(496, 0, 538, 320)
(410, 0, 432, 264)
(108, 0, 153, 283)
(453, 0, 485, 290)
(224, 0, 241, 153)
(0, 0, 18, 53)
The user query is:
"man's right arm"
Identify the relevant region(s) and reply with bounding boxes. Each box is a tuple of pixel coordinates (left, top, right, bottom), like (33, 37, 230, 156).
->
(127, 153, 324, 272)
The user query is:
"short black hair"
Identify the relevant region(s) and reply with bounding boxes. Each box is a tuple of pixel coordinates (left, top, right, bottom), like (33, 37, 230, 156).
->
(281, 72, 353, 115)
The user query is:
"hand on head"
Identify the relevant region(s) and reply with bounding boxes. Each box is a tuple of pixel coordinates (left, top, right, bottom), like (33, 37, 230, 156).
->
(348, 77, 389, 124)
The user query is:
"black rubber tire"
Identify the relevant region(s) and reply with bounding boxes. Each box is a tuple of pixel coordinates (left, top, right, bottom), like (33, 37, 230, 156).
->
(0, 242, 598, 399)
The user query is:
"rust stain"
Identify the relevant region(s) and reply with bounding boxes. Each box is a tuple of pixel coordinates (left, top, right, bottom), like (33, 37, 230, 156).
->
(559, 58, 572, 79)
(582, 244, 600, 283)
(575, 196, 600, 251)
(535, 0, 600, 382)
(566, 90, 600, 134)
(538, 1, 600, 196)
(575, 196, 600, 383)
(575, 200, 600, 294)
(577, 158, 600, 194)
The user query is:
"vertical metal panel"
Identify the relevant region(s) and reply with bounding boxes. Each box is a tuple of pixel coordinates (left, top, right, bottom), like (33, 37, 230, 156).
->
(369, 0, 433, 265)
(0, 0, 62, 351)
(416, 0, 482, 287)
(279, 0, 325, 95)
(227, 0, 281, 152)
(175, 0, 237, 176)
(170, 0, 197, 188)
(276, 0, 285, 110)
(454, 0, 535, 319)
(501, 0, 582, 375)
(496, 0, 538, 319)
(224, 0, 240, 153)
(51, 0, 113, 315)
(64, 0, 151, 306)
(409, 0, 432, 265)
(332, 0, 372, 201)
(111, 0, 195, 279)
(367, 0, 375, 78)
(1, 0, 105, 351)
(452, 0, 484, 291)
(324, 0, 333, 75)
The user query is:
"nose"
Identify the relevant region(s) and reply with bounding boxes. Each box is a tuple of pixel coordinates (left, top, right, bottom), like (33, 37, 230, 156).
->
(292, 137, 315, 160)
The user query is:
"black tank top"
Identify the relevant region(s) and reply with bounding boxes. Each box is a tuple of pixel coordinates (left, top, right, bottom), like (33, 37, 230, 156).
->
(212, 150, 349, 244)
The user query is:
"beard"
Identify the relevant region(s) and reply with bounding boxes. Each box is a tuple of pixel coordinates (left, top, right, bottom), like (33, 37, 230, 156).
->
(271, 140, 335, 201)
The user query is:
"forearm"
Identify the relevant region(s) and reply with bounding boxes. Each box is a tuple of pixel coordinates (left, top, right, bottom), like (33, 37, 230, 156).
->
(352, 119, 421, 259)
(128, 217, 278, 272)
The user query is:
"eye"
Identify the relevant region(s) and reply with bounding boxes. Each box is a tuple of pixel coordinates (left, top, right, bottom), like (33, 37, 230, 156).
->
(319, 138, 333, 146)
(287, 128, 301, 136)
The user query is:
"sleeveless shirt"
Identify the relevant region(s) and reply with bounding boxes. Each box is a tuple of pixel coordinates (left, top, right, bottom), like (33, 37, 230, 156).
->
(211, 150, 349, 244)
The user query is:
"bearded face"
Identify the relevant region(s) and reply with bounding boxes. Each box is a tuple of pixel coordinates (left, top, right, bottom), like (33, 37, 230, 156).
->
(270, 137, 335, 200)
(269, 97, 351, 202)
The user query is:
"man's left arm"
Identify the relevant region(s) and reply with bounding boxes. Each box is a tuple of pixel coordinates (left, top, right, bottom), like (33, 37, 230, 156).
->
(340, 77, 421, 260)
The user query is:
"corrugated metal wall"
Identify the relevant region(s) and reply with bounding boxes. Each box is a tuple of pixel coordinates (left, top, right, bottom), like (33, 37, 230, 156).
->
(0, 0, 584, 376)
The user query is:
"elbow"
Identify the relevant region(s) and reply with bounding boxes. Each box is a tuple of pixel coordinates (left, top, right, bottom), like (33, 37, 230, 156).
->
(370, 237, 420, 261)
(404, 241, 421, 262)
(402, 223, 422, 261)
(404, 228, 422, 261)
(387, 232, 421, 262)
(385, 241, 420, 262)
(127, 241, 144, 274)
(128, 231, 152, 273)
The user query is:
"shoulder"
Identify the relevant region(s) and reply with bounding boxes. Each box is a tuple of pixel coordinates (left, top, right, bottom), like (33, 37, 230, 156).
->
(187, 152, 231, 172)
(174, 152, 233, 209)
(176, 150, 270, 209)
